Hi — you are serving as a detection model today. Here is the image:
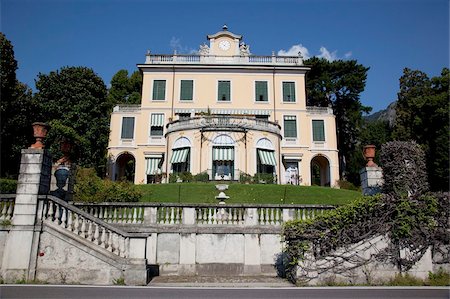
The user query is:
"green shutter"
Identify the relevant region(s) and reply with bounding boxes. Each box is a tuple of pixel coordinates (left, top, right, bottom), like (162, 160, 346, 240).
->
(312, 120, 325, 141)
(283, 82, 296, 102)
(121, 117, 135, 139)
(218, 81, 230, 101)
(255, 81, 268, 102)
(180, 80, 193, 101)
(284, 116, 297, 138)
(153, 80, 166, 101)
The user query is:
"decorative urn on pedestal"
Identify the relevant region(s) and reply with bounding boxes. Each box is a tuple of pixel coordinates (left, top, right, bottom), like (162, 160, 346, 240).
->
(363, 145, 377, 167)
(30, 122, 50, 149)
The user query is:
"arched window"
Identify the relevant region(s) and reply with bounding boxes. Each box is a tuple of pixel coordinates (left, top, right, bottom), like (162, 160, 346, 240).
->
(171, 137, 191, 173)
(212, 134, 235, 180)
(256, 138, 276, 176)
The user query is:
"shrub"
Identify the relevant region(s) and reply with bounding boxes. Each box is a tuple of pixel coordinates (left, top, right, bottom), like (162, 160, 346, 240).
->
(74, 168, 141, 202)
(193, 172, 209, 182)
(337, 180, 360, 191)
(254, 173, 275, 184)
(0, 178, 17, 194)
(179, 171, 193, 182)
(168, 173, 178, 183)
(239, 172, 252, 184)
(427, 268, 450, 286)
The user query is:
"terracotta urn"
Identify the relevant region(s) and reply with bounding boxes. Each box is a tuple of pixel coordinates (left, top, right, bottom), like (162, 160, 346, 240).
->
(57, 139, 73, 165)
(363, 145, 377, 167)
(30, 122, 50, 149)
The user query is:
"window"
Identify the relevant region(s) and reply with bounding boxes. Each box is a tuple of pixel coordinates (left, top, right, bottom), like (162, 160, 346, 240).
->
(255, 115, 269, 121)
(180, 80, 193, 101)
(177, 113, 191, 120)
(282, 82, 296, 102)
(150, 113, 164, 136)
(312, 120, 325, 141)
(218, 80, 231, 101)
(121, 117, 135, 139)
(255, 81, 268, 102)
(152, 80, 166, 101)
(283, 116, 297, 138)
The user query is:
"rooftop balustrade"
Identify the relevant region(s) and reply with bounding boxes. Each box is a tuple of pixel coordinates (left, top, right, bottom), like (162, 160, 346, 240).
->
(144, 54, 304, 66)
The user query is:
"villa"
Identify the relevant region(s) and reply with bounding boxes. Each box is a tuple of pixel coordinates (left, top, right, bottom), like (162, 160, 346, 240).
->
(107, 26, 339, 186)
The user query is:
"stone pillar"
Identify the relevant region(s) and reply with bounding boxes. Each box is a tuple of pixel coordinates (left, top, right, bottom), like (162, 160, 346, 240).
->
(360, 167, 383, 196)
(2, 148, 52, 282)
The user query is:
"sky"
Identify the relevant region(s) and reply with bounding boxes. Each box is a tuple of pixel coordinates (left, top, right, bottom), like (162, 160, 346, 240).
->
(2, 0, 449, 113)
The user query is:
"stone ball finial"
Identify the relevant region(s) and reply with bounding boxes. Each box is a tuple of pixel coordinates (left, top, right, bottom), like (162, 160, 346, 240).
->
(222, 24, 228, 31)
(30, 122, 50, 149)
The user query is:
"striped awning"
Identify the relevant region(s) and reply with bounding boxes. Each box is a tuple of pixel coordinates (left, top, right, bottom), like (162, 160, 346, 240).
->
(146, 158, 161, 175)
(213, 147, 234, 161)
(170, 148, 189, 163)
(258, 149, 277, 166)
(151, 114, 164, 126)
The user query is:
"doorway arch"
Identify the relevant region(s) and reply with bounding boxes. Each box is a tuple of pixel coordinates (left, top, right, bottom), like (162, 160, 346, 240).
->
(115, 152, 135, 182)
(310, 155, 330, 187)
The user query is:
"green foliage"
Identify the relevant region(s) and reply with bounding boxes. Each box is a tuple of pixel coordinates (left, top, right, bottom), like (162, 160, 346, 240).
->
(107, 69, 142, 106)
(305, 57, 370, 181)
(253, 173, 275, 184)
(393, 68, 449, 191)
(385, 273, 426, 286)
(0, 33, 37, 177)
(168, 173, 178, 183)
(193, 172, 209, 182)
(380, 141, 428, 197)
(0, 178, 17, 193)
(74, 168, 142, 202)
(34, 66, 110, 175)
(179, 171, 193, 182)
(336, 180, 360, 191)
(427, 268, 450, 286)
(239, 172, 252, 184)
(113, 277, 126, 285)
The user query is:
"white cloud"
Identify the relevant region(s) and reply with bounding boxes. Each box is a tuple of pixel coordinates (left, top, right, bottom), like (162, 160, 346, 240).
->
(317, 46, 338, 61)
(277, 44, 310, 59)
(169, 37, 197, 54)
(278, 44, 352, 61)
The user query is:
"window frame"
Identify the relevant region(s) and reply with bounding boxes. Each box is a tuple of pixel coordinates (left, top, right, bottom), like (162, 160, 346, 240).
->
(152, 79, 167, 101)
(312, 119, 326, 142)
(254, 80, 269, 103)
(120, 116, 135, 140)
(179, 79, 194, 102)
(283, 115, 298, 138)
(217, 80, 232, 102)
(282, 81, 296, 103)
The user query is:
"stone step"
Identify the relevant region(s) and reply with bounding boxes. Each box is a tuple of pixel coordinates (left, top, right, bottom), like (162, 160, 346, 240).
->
(148, 275, 294, 288)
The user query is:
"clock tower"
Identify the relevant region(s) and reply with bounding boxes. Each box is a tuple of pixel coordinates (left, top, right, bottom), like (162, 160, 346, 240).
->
(207, 25, 243, 56)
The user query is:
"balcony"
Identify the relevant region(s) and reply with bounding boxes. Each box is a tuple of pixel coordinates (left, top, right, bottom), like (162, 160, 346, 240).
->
(144, 54, 304, 66)
(166, 116, 281, 136)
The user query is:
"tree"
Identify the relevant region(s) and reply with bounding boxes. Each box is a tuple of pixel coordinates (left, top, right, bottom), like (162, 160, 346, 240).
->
(34, 66, 110, 174)
(393, 68, 449, 191)
(305, 58, 371, 182)
(0, 33, 38, 177)
(107, 69, 142, 106)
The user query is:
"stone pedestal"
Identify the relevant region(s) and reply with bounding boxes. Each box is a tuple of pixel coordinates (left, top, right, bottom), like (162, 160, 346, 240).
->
(2, 149, 52, 282)
(360, 166, 383, 196)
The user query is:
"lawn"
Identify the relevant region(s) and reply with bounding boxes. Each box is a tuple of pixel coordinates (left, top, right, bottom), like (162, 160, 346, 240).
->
(135, 183, 361, 205)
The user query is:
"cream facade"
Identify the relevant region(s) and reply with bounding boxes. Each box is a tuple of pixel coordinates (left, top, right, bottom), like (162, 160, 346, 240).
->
(107, 27, 339, 186)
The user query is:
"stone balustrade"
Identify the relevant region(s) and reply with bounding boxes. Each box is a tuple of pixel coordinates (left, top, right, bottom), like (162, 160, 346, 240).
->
(74, 202, 335, 227)
(0, 195, 15, 223)
(145, 54, 303, 66)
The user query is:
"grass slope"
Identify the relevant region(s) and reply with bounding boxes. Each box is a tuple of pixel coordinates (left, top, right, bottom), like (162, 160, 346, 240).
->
(136, 183, 360, 205)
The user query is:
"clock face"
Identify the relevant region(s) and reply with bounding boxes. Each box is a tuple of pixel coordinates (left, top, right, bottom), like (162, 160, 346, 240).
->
(219, 40, 231, 51)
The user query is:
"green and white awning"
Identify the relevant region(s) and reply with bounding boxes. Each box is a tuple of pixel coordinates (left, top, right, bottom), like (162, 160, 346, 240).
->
(258, 149, 277, 166)
(212, 147, 234, 161)
(170, 148, 189, 164)
(146, 158, 161, 175)
(151, 114, 164, 126)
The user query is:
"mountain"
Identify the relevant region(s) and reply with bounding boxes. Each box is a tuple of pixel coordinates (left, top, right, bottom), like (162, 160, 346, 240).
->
(364, 101, 396, 126)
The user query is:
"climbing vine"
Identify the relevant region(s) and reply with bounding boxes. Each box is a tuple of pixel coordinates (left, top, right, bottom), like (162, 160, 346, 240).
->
(283, 141, 449, 283)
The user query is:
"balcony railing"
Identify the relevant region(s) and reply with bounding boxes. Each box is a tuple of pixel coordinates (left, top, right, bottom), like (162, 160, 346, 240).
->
(113, 105, 141, 113)
(306, 106, 334, 115)
(145, 54, 304, 66)
(166, 116, 281, 136)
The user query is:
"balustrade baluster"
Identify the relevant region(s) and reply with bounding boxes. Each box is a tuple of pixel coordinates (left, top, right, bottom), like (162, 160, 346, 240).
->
(6, 201, 13, 220)
(112, 233, 118, 254)
(54, 203, 61, 224)
(119, 236, 125, 257)
(87, 220, 93, 241)
(170, 207, 175, 224)
(66, 210, 73, 232)
(113, 208, 118, 223)
(133, 207, 138, 224)
(0, 202, 7, 220)
(124, 237, 130, 258)
(48, 201, 54, 221)
(80, 217, 87, 238)
(107, 231, 113, 252)
(73, 214, 80, 235)
(98, 207, 103, 220)
(232, 208, 237, 224)
(207, 208, 213, 224)
(100, 227, 106, 248)
(93, 223, 100, 245)
(60, 207, 67, 228)
(103, 207, 109, 222)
